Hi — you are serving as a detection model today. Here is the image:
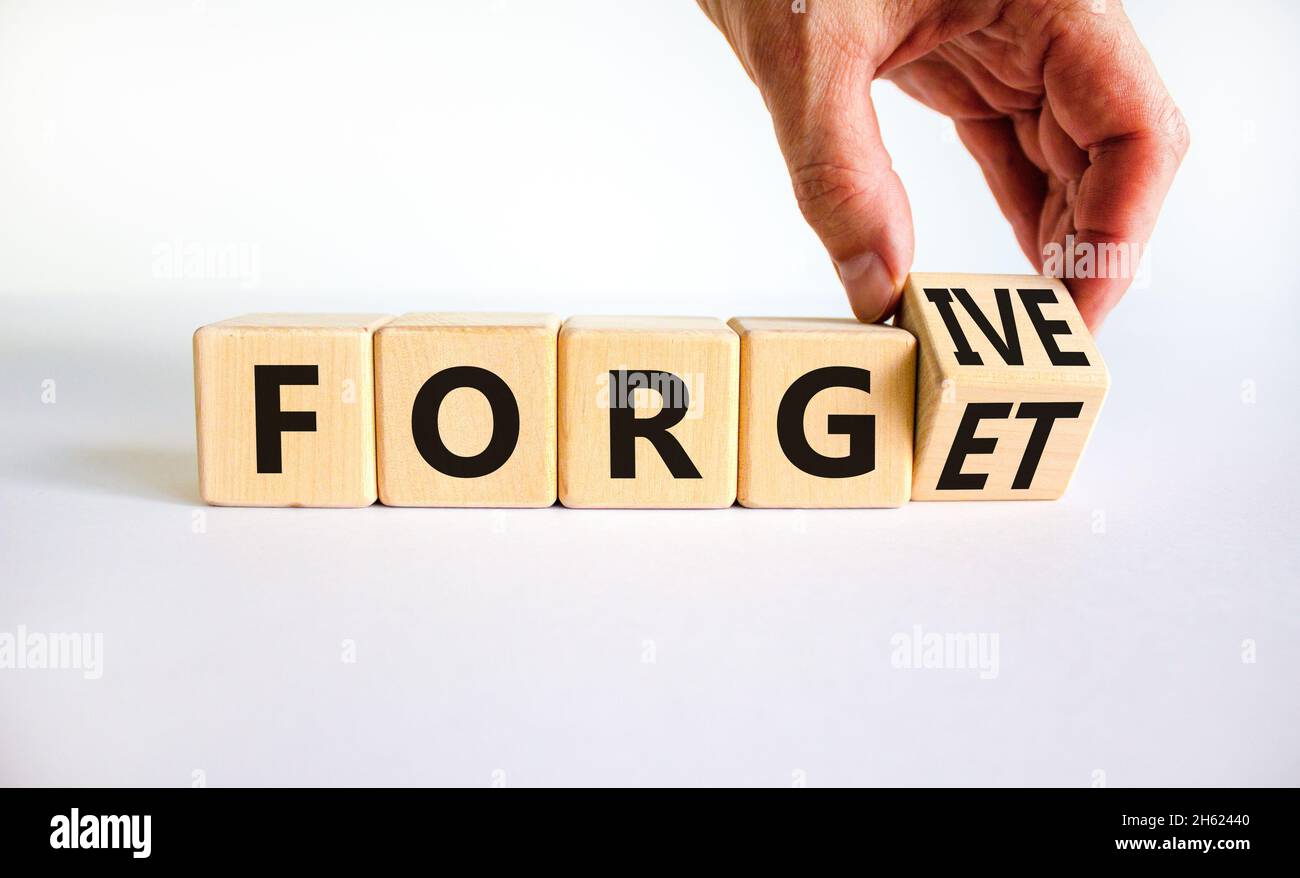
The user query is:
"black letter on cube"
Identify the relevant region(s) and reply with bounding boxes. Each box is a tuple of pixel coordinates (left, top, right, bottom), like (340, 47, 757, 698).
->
(254, 364, 318, 474)
(608, 370, 701, 479)
(937, 402, 1012, 491)
(411, 366, 520, 478)
(777, 366, 875, 478)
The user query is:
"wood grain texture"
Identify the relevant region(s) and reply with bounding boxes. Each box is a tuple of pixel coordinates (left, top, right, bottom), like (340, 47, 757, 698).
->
(193, 313, 390, 507)
(729, 317, 915, 508)
(558, 316, 739, 508)
(374, 312, 559, 507)
(896, 273, 1109, 500)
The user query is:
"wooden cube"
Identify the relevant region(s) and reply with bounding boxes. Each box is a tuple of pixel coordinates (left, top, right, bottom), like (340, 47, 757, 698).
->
(374, 313, 560, 507)
(728, 317, 916, 508)
(897, 273, 1109, 500)
(558, 316, 739, 508)
(193, 313, 390, 507)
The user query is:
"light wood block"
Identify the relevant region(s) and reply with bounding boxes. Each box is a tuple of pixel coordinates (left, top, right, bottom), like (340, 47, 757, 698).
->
(558, 316, 739, 508)
(897, 273, 1109, 500)
(374, 313, 560, 507)
(729, 317, 916, 508)
(193, 313, 390, 507)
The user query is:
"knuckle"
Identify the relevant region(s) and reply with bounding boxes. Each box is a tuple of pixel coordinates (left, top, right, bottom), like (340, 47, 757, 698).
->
(790, 162, 872, 233)
(1159, 101, 1191, 161)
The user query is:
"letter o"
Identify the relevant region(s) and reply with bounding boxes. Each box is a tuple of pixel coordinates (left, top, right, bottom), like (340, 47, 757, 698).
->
(411, 366, 520, 478)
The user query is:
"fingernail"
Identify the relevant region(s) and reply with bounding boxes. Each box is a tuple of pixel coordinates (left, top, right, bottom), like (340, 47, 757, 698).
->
(835, 251, 897, 323)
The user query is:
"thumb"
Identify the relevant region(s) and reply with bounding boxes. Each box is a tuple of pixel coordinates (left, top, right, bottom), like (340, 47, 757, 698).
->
(767, 64, 914, 322)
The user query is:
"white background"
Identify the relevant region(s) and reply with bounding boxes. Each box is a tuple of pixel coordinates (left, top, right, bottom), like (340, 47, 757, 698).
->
(1, 0, 1297, 786)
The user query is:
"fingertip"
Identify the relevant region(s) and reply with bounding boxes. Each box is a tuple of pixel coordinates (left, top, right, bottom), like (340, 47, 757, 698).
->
(1067, 276, 1121, 335)
(836, 251, 902, 323)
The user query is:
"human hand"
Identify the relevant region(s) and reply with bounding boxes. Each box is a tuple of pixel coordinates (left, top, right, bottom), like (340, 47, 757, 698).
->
(697, 0, 1188, 330)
